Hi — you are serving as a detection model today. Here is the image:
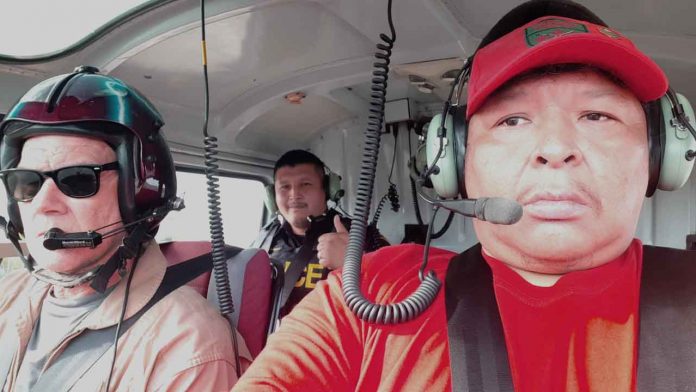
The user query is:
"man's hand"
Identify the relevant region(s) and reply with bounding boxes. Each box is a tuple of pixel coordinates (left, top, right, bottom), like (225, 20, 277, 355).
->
(317, 215, 349, 270)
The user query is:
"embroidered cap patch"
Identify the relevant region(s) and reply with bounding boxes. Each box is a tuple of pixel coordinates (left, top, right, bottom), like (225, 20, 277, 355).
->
(525, 17, 589, 47)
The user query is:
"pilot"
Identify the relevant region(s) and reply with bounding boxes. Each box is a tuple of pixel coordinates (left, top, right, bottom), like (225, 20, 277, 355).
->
(0, 67, 251, 391)
(252, 149, 388, 316)
(234, 0, 696, 390)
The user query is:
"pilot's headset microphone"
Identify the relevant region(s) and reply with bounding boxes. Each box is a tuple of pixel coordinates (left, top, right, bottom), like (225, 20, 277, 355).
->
(341, 0, 696, 326)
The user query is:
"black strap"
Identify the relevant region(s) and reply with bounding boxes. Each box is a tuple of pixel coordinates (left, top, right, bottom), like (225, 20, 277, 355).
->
(445, 244, 513, 392)
(278, 213, 337, 308)
(28, 248, 236, 392)
(446, 243, 696, 392)
(253, 220, 281, 252)
(637, 245, 696, 391)
(279, 236, 317, 308)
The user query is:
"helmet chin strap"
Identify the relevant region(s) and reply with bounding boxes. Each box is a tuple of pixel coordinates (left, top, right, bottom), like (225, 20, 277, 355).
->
(0, 217, 151, 293)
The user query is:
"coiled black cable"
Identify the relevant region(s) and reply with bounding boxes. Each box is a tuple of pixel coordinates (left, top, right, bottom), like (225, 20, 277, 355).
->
(342, 0, 441, 324)
(371, 184, 399, 226)
(387, 126, 401, 213)
(371, 193, 388, 226)
(200, 0, 241, 377)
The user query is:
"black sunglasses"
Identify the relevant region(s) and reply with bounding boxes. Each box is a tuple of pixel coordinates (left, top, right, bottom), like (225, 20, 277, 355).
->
(0, 162, 119, 202)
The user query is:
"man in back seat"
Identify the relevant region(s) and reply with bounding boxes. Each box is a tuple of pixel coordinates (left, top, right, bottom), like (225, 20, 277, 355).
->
(0, 66, 251, 391)
(235, 1, 696, 390)
(252, 150, 388, 316)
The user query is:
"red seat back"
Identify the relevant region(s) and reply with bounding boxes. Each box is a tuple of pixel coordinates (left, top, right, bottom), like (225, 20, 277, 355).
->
(159, 241, 273, 357)
(159, 241, 212, 296)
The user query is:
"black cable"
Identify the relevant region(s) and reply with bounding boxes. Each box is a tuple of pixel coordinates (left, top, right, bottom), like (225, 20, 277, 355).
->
(419, 206, 441, 281)
(105, 256, 138, 391)
(200, 0, 241, 377)
(387, 125, 399, 183)
(370, 194, 388, 226)
(409, 176, 425, 226)
(387, 127, 401, 213)
(407, 131, 424, 225)
(335, 204, 353, 219)
(342, 0, 441, 324)
(371, 124, 400, 225)
(431, 211, 454, 239)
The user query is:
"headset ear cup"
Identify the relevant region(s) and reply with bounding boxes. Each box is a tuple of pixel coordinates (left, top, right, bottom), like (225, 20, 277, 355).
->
(326, 172, 344, 202)
(264, 184, 278, 215)
(645, 100, 663, 197)
(657, 92, 696, 191)
(426, 113, 460, 198)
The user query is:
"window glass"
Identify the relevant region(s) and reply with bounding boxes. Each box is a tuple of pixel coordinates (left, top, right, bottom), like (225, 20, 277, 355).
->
(0, 0, 158, 58)
(155, 171, 266, 247)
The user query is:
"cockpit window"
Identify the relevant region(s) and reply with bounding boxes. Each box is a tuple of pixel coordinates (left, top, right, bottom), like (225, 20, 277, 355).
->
(155, 170, 266, 247)
(0, 0, 160, 58)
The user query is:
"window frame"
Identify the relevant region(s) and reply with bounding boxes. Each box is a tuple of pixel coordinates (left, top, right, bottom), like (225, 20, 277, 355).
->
(156, 164, 268, 245)
(0, 0, 172, 63)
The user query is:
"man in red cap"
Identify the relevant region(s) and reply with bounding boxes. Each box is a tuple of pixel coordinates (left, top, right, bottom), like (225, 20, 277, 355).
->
(234, 1, 696, 390)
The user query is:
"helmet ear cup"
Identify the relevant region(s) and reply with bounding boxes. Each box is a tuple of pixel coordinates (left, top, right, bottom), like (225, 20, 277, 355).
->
(656, 92, 696, 191)
(425, 107, 468, 199)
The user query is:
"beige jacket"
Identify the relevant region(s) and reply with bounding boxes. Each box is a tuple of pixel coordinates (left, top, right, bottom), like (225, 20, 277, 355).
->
(0, 241, 251, 391)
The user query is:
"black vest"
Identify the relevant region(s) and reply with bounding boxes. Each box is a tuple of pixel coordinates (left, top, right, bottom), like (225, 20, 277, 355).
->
(445, 244, 696, 392)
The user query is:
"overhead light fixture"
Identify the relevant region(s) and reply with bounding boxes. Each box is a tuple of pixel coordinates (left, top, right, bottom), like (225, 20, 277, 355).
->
(284, 91, 306, 104)
(408, 74, 427, 86)
(441, 69, 460, 83)
(417, 83, 436, 94)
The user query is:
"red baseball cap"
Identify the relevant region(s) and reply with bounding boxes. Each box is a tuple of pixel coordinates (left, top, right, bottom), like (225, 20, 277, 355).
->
(466, 15, 669, 119)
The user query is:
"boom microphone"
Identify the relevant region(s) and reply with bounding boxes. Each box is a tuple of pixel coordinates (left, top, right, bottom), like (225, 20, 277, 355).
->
(41, 197, 186, 251)
(434, 197, 523, 225)
(43, 228, 102, 250)
(414, 178, 523, 225)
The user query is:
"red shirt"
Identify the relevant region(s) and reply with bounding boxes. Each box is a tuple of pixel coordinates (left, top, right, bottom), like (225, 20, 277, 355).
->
(234, 241, 643, 391)
(234, 244, 454, 391)
(485, 241, 642, 391)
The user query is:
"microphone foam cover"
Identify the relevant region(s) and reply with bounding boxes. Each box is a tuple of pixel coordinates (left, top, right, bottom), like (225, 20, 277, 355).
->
(481, 197, 523, 225)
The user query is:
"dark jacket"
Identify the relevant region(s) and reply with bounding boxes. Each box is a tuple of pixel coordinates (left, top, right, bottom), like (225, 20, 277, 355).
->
(251, 209, 389, 314)
(251, 209, 389, 253)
